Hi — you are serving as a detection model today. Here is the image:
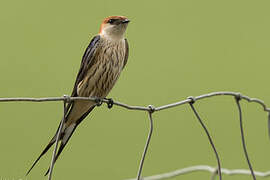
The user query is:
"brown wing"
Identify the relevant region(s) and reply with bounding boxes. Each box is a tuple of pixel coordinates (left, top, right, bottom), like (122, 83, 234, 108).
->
(71, 35, 101, 97)
(65, 35, 101, 112)
(123, 38, 129, 69)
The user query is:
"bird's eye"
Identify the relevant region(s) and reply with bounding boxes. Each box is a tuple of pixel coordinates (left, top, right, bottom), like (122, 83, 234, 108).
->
(108, 19, 116, 24)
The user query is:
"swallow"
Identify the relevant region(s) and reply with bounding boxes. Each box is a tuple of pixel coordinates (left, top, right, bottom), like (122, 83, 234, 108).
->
(26, 15, 130, 176)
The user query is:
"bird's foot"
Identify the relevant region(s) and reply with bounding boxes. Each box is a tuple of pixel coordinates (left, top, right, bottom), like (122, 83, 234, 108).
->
(95, 98, 103, 106)
(104, 98, 114, 109)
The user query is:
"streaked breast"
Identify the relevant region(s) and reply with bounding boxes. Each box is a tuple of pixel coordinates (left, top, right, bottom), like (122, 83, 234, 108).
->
(78, 38, 127, 98)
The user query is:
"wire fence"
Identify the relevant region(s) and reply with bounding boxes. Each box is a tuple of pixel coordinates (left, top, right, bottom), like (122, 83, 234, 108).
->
(1, 91, 270, 180)
(125, 165, 270, 180)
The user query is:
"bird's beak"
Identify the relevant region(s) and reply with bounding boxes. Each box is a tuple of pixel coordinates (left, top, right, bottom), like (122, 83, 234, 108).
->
(122, 19, 130, 24)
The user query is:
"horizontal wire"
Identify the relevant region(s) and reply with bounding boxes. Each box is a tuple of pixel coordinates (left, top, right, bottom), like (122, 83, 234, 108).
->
(0, 91, 269, 113)
(125, 165, 270, 180)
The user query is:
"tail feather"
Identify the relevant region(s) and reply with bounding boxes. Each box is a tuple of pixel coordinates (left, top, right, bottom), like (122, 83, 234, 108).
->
(26, 135, 57, 176)
(26, 118, 66, 176)
(44, 124, 78, 176)
(44, 106, 95, 176)
(27, 105, 95, 176)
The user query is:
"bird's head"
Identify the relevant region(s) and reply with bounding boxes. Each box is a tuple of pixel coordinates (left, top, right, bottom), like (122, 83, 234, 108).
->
(99, 16, 130, 40)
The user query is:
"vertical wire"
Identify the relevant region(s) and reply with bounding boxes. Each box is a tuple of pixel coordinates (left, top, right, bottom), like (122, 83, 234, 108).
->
(137, 111, 154, 180)
(189, 102, 222, 180)
(235, 98, 256, 180)
(48, 98, 67, 180)
(268, 112, 270, 139)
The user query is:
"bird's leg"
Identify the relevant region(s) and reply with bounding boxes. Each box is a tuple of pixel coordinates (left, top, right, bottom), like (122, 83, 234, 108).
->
(94, 97, 103, 106)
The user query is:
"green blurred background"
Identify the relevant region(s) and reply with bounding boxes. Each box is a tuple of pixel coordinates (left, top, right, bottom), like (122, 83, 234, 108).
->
(0, 0, 270, 179)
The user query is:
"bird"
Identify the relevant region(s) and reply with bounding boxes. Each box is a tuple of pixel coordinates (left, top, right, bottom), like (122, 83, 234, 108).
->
(26, 15, 130, 176)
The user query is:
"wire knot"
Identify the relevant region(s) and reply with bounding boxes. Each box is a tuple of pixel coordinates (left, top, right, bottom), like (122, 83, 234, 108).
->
(213, 167, 219, 175)
(105, 98, 114, 109)
(63, 95, 71, 103)
(148, 105, 155, 113)
(235, 93, 242, 101)
(187, 96, 196, 104)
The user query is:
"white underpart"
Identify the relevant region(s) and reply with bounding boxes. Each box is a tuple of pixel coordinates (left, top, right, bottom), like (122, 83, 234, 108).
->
(62, 123, 76, 143)
(100, 23, 127, 40)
